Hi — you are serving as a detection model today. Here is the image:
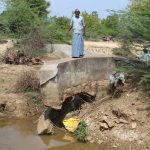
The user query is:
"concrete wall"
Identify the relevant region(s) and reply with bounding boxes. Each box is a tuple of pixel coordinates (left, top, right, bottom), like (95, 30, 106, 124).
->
(45, 44, 71, 58)
(57, 57, 116, 97)
(41, 56, 117, 107)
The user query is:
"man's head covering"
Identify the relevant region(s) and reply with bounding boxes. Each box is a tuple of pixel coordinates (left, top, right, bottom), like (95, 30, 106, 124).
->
(74, 9, 80, 13)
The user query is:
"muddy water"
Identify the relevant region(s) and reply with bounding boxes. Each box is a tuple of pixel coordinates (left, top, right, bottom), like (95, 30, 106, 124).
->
(0, 118, 109, 150)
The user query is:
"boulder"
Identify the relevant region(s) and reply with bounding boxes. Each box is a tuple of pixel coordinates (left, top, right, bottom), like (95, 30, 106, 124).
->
(102, 116, 115, 128)
(100, 122, 109, 131)
(118, 118, 128, 124)
(131, 122, 137, 129)
(37, 114, 54, 135)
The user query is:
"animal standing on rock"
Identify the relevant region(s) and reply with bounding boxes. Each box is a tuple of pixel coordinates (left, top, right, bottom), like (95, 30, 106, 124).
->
(108, 71, 125, 97)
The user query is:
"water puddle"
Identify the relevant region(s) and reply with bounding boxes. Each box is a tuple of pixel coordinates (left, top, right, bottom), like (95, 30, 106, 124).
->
(0, 118, 108, 150)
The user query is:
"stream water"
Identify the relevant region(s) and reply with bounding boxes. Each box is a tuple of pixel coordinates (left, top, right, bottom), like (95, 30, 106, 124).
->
(0, 118, 109, 150)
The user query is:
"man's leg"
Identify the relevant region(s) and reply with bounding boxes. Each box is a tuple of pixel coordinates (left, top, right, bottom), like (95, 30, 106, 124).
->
(79, 34, 84, 57)
(72, 33, 80, 58)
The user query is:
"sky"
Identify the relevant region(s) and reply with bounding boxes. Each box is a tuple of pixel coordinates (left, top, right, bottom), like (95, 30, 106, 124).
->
(48, 0, 130, 18)
(0, 0, 130, 18)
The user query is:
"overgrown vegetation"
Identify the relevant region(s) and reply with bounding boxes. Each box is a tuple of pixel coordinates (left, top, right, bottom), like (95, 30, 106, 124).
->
(20, 28, 47, 57)
(74, 121, 88, 142)
(0, 0, 50, 58)
(118, 61, 150, 95)
(115, 0, 150, 56)
(112, 48, 132, 57)
(48, 16, 70, 43)
(15, 70, 40, 92)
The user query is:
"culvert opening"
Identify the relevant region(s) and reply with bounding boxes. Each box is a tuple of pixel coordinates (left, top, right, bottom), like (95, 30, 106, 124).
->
(44, 92, 95, 128)
(0, 104, 6, 112)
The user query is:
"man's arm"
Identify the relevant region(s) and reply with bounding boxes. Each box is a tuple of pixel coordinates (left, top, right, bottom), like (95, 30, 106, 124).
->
(69, 25, 72, 32)
(83, 26, 86, 36)
(68, 17, 73, 32)
(82, 17, 86, 36)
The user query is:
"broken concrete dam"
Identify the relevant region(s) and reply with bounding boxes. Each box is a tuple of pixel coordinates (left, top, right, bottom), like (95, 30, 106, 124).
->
(39, 44, 125, 108)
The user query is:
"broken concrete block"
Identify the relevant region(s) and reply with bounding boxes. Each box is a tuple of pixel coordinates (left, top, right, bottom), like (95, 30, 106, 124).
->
(37, 114, 54, 135)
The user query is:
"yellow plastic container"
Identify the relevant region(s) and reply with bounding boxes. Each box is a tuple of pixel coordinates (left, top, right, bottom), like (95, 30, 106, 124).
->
(63, 118, 80, 132)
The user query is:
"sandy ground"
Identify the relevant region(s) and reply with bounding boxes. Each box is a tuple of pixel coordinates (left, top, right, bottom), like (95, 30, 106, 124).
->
(0, 40, 44, 118)
(0, 40, 120, 56)
(84, 41, 121, 55)
(85, 41, 121, 49)
(0, 40, 13, 55)
(65, 82, 150, 150)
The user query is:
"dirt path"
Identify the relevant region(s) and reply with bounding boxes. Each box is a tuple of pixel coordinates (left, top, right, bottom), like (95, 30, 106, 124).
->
(85, 41, 120, 48)
(85, 41, 121, 55)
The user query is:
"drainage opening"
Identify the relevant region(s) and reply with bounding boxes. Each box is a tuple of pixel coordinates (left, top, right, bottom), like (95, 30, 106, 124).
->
(44, 92, 95, 128)
(0, 104, 6, 112)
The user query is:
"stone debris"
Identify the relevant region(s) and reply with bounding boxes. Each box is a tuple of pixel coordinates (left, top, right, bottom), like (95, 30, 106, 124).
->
(131, 122, 137, 129)
(3, 49, 43, 65)
(118, 118, 128, 124)
(102, 116, 115, 128)
(37, 114, 54, 135)
(100, 122, 109, 131)
(112, 107, 127, 119)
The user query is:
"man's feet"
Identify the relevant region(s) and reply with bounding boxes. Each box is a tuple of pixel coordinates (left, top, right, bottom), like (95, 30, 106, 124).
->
(72, 55, 84, 58)
(79, 55, 84, 58)
(72, 56, 79, 58)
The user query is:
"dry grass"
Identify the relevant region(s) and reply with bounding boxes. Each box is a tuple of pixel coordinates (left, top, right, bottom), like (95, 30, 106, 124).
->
(15, 70, 40, 92)
(21, 28, 47, 58)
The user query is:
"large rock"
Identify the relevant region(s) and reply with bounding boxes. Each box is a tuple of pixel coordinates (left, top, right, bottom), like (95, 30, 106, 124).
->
(102, 116, 115, 128)
(37, 114, 54, 135)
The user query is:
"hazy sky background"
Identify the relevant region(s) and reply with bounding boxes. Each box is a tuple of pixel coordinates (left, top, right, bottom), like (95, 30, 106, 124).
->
(48, 0, 130, 18)
(0, 0, 130, 18)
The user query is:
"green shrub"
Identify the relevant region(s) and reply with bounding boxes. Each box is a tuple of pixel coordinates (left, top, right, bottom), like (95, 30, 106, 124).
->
(74, 121, 88, 142)
(113, 48, 132, 57)
(117, 61, 150, 93)
(138, 73, 150, 91)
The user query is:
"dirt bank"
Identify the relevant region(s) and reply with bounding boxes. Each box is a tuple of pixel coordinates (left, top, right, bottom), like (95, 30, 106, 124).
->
(0, 64, 44, 118)
(0, 40, 59, 118)
(41, 79, 150, 150)
(1, 40, 149, 149)
(76, 89, 150, 150)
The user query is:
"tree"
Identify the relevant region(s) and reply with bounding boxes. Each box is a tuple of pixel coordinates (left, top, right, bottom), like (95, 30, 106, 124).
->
(82, 11, 101, 38)
(100, 14, 119, 36)
(26, 0, 50, 17)
(0, 0, 50, 37)
(118, 0, 150, 43)
(47, 16, 70, 43)
(103, 15, 119, 29)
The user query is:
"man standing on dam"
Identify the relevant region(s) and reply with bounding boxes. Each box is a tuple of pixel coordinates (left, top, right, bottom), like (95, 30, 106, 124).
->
(69, 9, 86, 58)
